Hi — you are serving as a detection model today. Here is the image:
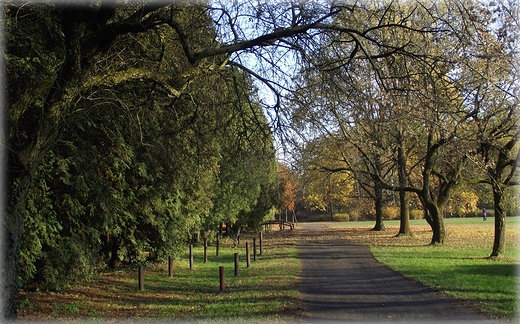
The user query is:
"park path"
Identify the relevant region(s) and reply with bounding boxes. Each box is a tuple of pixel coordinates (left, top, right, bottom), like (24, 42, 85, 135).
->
(294, 223, 497, 323)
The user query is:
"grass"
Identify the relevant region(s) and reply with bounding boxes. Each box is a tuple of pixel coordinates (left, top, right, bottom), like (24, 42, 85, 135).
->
(18, 231, 300, 322)
(329, 216, 520, 319)
(19, 217, 520, 321)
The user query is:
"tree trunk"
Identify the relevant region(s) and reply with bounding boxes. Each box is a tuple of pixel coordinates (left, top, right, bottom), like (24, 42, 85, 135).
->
(109, 236, 121, 268)
(397, 190, 411, 236)
(428, 204, 446, 244)
(372, 181, 385, 231)
(396, 130, 411, 235)
(490, 187, 506, 257)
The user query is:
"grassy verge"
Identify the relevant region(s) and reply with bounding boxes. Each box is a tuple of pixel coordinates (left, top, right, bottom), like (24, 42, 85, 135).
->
(19, 217, 520, 321)
(18, 231, 300, 322)
(330, 217, 520, 319)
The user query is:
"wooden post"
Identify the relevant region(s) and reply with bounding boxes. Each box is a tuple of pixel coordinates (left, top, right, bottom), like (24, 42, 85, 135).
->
(216, 233, 220, 256)
(246, 242, 251, 268)
(204, 238, 208, 263)
(259, 232, 263, 255)
(234, 253, 239, 276)
(189, 244, 194, 270)
(253, 238, 257, 261)
(138, 265, 144, 291)
(219, 266, 225, 291)
(168, 256, 174, 277)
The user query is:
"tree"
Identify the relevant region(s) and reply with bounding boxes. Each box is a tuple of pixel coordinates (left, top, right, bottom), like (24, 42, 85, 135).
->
(447, 0, 519, 256)
(296, 137, 354, 218)
(287, 1, 520, 246)
(209, 73, 280, 235)
(289, 2, 437, 233)
(468, 6, 520, 256)
(277, 162, 297, 221)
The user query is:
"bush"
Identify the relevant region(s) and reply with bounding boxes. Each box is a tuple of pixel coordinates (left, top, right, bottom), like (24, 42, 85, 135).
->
(382, 206, 399, 220)
(410, 209, 424, 220)
(347, 198, 374, 221)
(333, 213, 349, 222)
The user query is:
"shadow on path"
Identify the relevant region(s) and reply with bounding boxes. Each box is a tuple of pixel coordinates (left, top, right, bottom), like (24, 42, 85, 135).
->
(294, 223, 497, 323)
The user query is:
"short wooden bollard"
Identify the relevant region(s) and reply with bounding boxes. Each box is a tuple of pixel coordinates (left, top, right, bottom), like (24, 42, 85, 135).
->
(219, 266, 225, 291)
(259, 232, 263, 255)
(168, 256, 174, 277)
(216, 233, 220, 256)
(253, 238, 257, 261)
(138, 265, 144, 291)
(234, 253, 239, 276)
(189, 244, 194, 270)
(204, 238, 208, 263)
(246, 242, 251, 268)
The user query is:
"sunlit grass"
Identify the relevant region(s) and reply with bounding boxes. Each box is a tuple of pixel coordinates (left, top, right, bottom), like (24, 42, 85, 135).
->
(18, 231, 300, 322)
(19, 217, 520, 321)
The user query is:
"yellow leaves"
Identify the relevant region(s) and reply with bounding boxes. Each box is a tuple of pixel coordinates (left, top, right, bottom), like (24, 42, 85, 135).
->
(302, 170, 355, 212)
(446, 189, 479, 217)
(303, 193, 327, 211)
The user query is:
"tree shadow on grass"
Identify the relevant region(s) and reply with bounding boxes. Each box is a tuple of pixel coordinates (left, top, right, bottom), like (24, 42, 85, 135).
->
(454, 263, 519, 277)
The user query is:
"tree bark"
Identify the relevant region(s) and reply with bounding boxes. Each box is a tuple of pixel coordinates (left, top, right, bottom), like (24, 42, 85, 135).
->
(396, 129, 411, 235)
(372, 180, 385, 231)
(397, 190, 411, 236)
(490, 186, 506, 257)
(428, 204, 446, 244)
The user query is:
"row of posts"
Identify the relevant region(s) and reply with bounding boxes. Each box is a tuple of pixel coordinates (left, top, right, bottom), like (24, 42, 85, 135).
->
(138, 232, 263, 291)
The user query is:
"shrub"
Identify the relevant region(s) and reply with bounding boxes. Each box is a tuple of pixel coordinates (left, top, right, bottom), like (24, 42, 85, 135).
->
(382, 206, 399, 220)
(333, 213, 349, 222)
(410, 209, 424, 220)
(348, 198, 374, 221)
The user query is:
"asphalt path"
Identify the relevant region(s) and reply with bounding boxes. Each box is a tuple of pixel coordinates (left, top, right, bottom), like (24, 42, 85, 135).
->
(294, 223, 500, 323)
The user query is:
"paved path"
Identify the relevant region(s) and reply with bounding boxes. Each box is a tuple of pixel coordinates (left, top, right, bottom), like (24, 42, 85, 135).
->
(294, 223, 498, 323)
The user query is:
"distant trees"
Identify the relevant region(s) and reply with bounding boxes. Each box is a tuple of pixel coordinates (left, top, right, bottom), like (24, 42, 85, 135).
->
(277, 162, 297, 221)
(294, 136, 354, 219)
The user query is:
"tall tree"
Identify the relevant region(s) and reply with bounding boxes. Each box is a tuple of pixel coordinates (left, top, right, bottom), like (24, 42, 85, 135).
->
(467, 0, 520, 257)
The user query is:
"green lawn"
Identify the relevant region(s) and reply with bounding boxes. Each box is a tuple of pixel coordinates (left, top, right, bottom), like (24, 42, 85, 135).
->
(19, 233, 301, 322)
(20, 217, 520, 321)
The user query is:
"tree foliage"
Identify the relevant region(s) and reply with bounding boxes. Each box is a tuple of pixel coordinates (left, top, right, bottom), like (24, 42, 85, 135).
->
(8, 2, 279, 294)
(288, 0, 519, 246)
